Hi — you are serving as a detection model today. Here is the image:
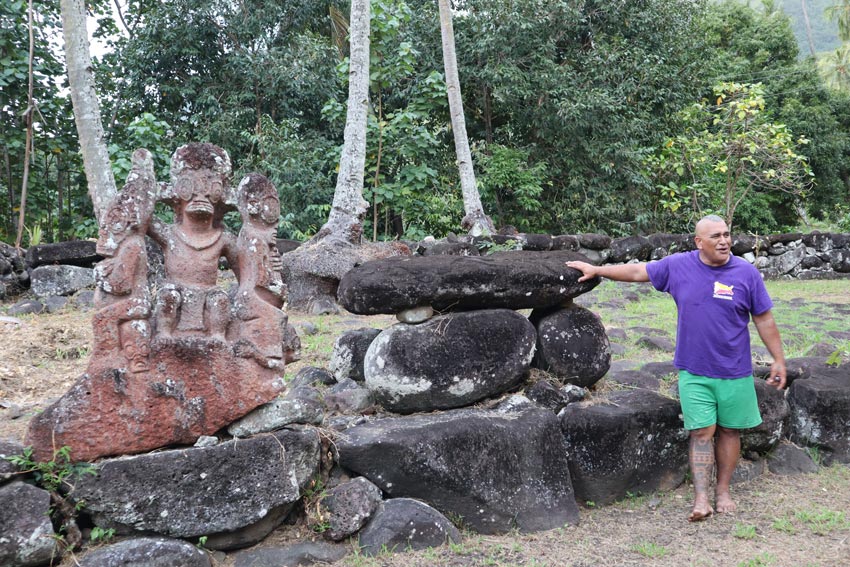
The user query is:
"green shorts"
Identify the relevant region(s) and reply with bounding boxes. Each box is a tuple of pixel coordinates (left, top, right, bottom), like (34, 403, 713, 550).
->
(678, 370, 762, 431)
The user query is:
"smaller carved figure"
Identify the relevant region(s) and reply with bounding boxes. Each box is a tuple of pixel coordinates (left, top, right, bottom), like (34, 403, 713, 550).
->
(149, 143, 238, 340)
(231, 173, 288, 368)
(93, 149, 156, 373)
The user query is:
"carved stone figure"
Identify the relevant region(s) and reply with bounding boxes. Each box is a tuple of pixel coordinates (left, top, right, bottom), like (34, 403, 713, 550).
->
(25, 143, 291, 462)
(92, 149, 156, 373)
(149, 143, 237, 340)
(231, 173, 288, 368)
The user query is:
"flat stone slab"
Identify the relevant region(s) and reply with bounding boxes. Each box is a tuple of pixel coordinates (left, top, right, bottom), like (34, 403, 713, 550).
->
(337, 250, 599, 314)
(72, 428, 319, 538)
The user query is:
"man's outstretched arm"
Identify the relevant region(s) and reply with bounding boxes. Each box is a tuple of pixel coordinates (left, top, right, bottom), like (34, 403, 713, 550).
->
(566, 260, 650, 283)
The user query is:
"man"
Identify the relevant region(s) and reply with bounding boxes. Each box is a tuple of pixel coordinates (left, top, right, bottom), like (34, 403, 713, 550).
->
(566, 214, 786, 521)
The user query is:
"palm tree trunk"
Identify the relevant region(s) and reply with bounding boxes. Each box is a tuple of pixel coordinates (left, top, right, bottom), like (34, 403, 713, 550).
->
(60, 0, 116, 221)
(438, 0, 494, 236)
(314, 0, 371, 244)
(801, 0, 817, 57)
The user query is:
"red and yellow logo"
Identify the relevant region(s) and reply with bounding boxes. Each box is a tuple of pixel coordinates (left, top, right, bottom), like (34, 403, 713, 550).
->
(713, 281, 734, 300)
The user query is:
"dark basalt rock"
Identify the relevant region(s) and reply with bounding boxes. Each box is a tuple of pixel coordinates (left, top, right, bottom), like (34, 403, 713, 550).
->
(364, 309, 536, 413)
(551, 234, 580, 251)
(767, 441, 819, 476)
(788, 364, 850, 463)
(232, 542, 347, 567)
(741, 378, 790, 457)
(25, 240, 101, 269)
(319, 476, 384, 542)
(336, 407, 579, 534)
(0, 482, 57, 566)
(337, 250, 599, 315)
(357, 499, 460, 556)
(577, 233, 611, 250)
(608, 235, 652, 263)
(530, 305, 611, 388)
(78, 537, 211, 567)
(72, 428, 320, 538)
(329, 327, 382, 382)
(647, 233, 695, 254)
(559, 389, 689, 506)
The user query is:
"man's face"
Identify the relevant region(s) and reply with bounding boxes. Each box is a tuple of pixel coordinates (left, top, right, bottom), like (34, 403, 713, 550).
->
(695, 220, 732, 266)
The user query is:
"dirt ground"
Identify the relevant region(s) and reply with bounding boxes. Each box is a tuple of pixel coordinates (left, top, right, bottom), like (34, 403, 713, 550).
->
(2, 282, 849, 567)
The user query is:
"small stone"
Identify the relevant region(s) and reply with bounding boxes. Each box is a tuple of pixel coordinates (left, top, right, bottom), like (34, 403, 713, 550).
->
(396, 305, 434, 324)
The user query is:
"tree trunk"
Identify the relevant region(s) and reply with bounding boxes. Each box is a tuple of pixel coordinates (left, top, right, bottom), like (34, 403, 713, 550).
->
(15, 0, 35, 249)
(801, 0, 817, 57)
(438, 0, 494, 236)
(312, 0, 371, 245)
(60, 0, 116, 222)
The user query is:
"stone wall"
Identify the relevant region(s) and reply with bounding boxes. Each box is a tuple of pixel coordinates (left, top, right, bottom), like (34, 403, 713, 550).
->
(425, 231, 850, 280)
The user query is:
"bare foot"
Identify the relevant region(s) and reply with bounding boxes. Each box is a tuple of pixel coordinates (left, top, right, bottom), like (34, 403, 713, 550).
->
(688, 494, 714, 522)
(716, 491, 737, 514)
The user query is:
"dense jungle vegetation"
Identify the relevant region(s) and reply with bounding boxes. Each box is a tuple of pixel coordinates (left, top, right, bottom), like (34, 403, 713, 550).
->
(4, 0, 850, 245)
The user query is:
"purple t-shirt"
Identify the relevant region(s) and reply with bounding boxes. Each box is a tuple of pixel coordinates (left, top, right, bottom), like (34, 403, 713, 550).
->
(645, 250, 773, 379)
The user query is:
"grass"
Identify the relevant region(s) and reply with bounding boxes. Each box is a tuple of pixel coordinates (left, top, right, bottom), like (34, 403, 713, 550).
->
(794, 507, 850, 535)
(632, 540, 669, 558)
(733, 523, 758, 540)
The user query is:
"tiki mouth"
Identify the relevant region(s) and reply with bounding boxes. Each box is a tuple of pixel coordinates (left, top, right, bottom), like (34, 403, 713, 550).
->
(186, 200, 214, 215)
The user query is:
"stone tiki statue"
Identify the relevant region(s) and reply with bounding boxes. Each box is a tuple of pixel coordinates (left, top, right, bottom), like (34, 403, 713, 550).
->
(26, 143, 292, 462)
(92, 149, 156, 374)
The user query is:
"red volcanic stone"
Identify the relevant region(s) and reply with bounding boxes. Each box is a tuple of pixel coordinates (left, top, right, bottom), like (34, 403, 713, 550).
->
(25, 338, 284, 462)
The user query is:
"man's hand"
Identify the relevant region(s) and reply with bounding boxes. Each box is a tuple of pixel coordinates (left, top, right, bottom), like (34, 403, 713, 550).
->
(566, 260, 598, 282)
(766, 360, 787, 390)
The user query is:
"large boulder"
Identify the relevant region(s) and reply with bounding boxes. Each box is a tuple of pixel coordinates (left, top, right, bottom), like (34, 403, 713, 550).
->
(0, 481, 57, 567)
(559, 389, 689, 506)
(30, 264, 95, 297)
(357, 498, 460, 556)
(530, 304, 610, 387)
(741, 378, 790, 457)
(364, 309, 536, 413)
(25, 339, 285, 462)
(25, 240, 100, 269)
(78, 537, 211, 567)
(336, 407, 579, 534)
(608, 235, 652, 263)
(281, 239, 410, 311)
(72, 427, 320, 539)
(337, 250, 599, 315)
(788, 364, 850, 463)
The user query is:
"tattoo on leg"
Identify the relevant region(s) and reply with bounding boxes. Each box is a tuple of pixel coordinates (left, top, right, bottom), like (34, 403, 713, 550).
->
(690, 437, 715, 494)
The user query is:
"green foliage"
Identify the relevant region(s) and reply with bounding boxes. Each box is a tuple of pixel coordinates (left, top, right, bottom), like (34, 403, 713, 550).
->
(474, 143, 549, 232)
(632, 541, 668, 559)
(108, 113, 173, 183)
(645, 82, 813, 232)
(733, 522, 758, 540)
(90, 526, 116, 543)
(737, 553, 778, 567)
(5, 445, 95, 493)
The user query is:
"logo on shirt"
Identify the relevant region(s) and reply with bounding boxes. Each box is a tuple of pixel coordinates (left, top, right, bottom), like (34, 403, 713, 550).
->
(713, 281, 734, 300)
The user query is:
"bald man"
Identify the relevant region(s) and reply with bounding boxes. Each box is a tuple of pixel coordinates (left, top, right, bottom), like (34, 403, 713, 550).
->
(567, 214, 786, 521)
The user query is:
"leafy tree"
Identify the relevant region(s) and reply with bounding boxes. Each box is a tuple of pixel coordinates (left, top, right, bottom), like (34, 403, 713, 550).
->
(645, 83, 813, 233)
(449, 0, 712, 235)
